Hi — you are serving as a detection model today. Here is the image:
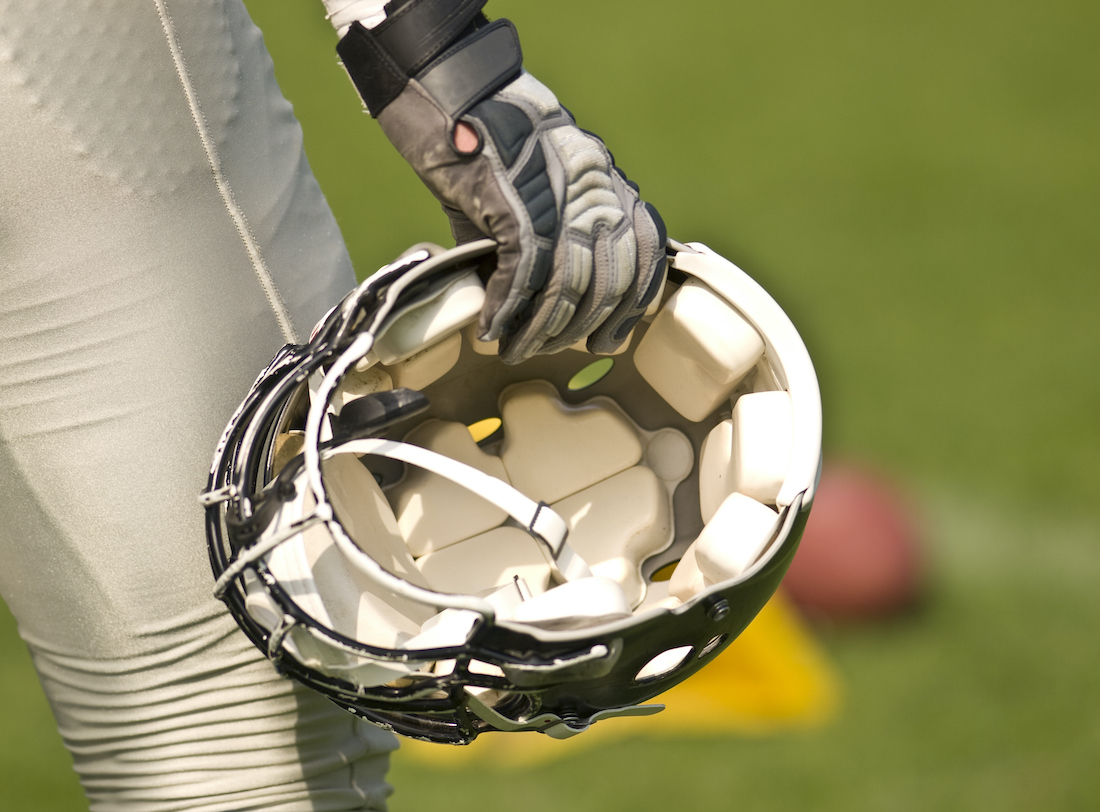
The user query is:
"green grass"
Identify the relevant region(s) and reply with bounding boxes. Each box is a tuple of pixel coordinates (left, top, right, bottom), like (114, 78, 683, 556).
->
(2, 0, 1098, 808)
(0, 611, 85, 808)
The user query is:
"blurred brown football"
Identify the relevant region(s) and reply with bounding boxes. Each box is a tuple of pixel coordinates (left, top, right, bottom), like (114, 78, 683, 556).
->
(783, 462, 925, 620)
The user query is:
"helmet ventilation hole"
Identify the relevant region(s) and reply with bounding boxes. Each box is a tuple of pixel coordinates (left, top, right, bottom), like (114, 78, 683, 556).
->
(650, 561, 677, 582)
(635, 645, 693, 682)
(567, 357, 615, 391)
(698, 634, 727, 659)
(467, 417, 503, 444)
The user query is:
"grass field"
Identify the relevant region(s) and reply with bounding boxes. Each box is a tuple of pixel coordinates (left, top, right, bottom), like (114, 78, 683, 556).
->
(1, 0, 1097, 808)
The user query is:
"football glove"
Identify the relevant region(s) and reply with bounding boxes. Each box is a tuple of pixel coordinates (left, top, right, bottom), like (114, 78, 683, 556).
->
(337, 0, 667, 363)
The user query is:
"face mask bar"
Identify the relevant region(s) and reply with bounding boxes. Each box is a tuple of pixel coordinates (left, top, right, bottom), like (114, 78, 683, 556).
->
(202, 238, 821, 743)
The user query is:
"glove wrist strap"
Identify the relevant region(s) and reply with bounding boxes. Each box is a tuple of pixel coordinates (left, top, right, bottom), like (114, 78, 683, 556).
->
(338, 0, 522, 118)
(374, 0, 488, 75)
(417, 20, 522, 118)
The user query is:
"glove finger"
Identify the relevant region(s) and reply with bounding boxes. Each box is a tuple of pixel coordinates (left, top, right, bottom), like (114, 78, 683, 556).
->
(479, 237, 533, 339)
(442, 205, 488, 245)
(535, 223, 631, 355)
(496, 236, 595, 363)
(477, 119, 564, 350)
(373, 82, 537, 347)
(537, 126, 651, 354)
(587, 200, 668, 355)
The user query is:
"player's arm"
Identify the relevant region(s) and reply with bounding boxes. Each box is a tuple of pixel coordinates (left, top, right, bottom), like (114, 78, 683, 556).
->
(319, 0, 667, 364)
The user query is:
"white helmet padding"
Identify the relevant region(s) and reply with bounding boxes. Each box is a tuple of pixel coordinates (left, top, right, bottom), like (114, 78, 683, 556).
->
(203, 238, 821, 743)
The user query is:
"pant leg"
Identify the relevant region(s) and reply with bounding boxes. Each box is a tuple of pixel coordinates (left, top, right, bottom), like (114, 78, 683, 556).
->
(0, 1, 398, 809)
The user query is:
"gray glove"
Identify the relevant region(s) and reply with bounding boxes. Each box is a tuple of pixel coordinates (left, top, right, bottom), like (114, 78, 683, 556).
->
(337, 1, 667, 363)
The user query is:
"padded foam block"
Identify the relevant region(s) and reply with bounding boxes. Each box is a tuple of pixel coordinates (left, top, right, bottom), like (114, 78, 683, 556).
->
(699, 391, 794, 517)
(632, 579, 684, 614)
(400, 608, 479, 651)
(272, 432, 305, 475)
(324, 453, 430, 590)
(694, 492, 781, 583)
(505, 577, 632, 631)
(698, 419, 736, 524)
(668, 543, 707, 603)
(643, 427, 695, 485)
(730, 391, 793, 504)
(334, 366, 393, 410)
(374, 270, 485, 365)
(463, 321, 499, 355)
(668, 492, 781, 601)
(416, 527, 552, 598)
(389, 419, 512, 556)
(551, 466, 671, 607)
(257, 454, 436, 680)
(634, 278, 765, 422)
(499, 380, 642, 504)
(382, 331, 461, 391)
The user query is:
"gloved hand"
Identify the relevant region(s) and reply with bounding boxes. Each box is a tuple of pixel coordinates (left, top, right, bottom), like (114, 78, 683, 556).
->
(337, 2, 667, 363)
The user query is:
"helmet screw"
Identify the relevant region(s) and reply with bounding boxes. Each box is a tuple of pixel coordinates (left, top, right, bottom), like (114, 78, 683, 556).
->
(707, 598, 730, 621)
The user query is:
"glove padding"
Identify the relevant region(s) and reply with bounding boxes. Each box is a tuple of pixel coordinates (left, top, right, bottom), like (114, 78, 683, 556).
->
(339, 18, 666, 363)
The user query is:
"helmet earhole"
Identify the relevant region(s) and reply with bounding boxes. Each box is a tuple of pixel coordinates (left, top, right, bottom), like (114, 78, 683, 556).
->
(635, 646, 694, 682)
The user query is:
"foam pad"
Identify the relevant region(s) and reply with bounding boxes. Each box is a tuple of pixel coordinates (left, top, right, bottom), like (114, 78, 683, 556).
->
(334, 366, 393, 410)
(698, 419, 736, 524)
(403, 582, 531, 677)
(708, 391, 794, 515)
(272, 432, 305, 475)
(668, 492, 781, 601)
(632, 579, 683, 614)
(499, 380, 642, 504)
(400, 608, 480, 651)
(321, 455, 439, 655)
(373, 270, 485, 365)
(643, 427, 695, 485)
(634, 278, 765, 422)
(324, 452, 430, 590)
(668, 543, 707, 603)
(551, 466, 671, 608)
(731, 391, 793, 504)
(694, 492, 781, 583)
(382, 331, 462, 391)
(505, 577, 632, 631)
(252, 455, 437, 684)
(463, 321, 499, 355)
(389, 419, 512, 556)
(416, 527, 552, 598)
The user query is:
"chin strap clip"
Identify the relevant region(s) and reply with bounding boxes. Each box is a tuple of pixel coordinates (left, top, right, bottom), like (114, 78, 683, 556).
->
(464, 689, 665, 738)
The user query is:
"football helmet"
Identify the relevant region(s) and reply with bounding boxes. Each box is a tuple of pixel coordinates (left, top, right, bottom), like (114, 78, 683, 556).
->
(202, 238, 821, 744)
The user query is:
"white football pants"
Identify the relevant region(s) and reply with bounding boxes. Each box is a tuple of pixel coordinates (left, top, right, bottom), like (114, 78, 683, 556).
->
(0, 1, 398, 809)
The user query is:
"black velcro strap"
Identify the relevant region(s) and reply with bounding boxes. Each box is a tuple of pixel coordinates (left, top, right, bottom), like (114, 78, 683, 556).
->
(417, 19, 522, 120)
(337, 22, 410, 117)
(374, 0, 489, 75)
